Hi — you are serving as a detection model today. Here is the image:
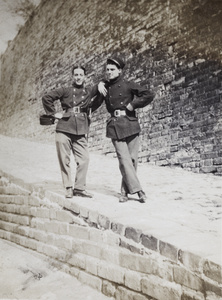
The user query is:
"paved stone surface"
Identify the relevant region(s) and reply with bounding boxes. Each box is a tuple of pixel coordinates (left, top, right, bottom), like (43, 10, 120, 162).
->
(0, 134, 221, 265)
(0, 239, 112, 300)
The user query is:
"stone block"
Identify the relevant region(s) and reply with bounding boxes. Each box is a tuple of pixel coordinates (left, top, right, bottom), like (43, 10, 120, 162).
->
(54, 235, 72, 250)
(173, 265, 204, 291)
(141, 275, 182, 300)
(101, 246, 120, 265)
(78, 270, 102, 291)
(79, 206, 89, 219)
(98, 214, 110, 230)
(206, 292, 222, 300)
(115, 286, 148, 300)
(181, 288, 205, 300)
(204, 278, 222, 297)
(203, 260, 222, 284)
(68, 253, 86, 269)
(124, 270, 142, 292)
(119, 251, 158, 275)
(102, 280, 116, 298)
(98, 261, 124, 284)
(45, 221, 59, 234)
(125, 227, 142, 243)
(88, 210, 99, 224)
(159, 240, 178, 262)
(36, 208, 50, 219)
(69, 224, 89, 239)
(56, 210, 74, 223)
(111, 222, 125, 235)
(26, 238, 38, 251)
(80, 240, 102, 259)
(103, 230, 120, 247)
(141, 233, 158, 252)
(85, 256, 98, 275)
(178, 250, 202, 272)
(89, 227, 104, 243)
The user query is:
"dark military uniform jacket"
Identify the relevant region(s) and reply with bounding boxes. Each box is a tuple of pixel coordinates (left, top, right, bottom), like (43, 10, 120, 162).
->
(42, 83, 100, 135)
(100, 75, 154, 140)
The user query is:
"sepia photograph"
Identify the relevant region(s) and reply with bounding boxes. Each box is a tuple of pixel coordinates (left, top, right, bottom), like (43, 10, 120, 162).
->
(0, 0, 221, 299)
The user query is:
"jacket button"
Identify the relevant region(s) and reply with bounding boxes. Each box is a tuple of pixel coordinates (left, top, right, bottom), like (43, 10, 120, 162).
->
(119, 93, 122, 96)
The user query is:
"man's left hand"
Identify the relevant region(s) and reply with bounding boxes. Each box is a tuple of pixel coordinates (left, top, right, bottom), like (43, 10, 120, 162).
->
(126, 103, 134, 111)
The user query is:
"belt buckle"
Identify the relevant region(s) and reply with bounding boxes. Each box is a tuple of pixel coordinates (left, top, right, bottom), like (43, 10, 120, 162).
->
(114, 110, 120, 117)
(73, 107, 80, 113)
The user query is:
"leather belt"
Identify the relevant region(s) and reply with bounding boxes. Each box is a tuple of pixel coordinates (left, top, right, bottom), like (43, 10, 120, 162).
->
(67, 107, 86, 113)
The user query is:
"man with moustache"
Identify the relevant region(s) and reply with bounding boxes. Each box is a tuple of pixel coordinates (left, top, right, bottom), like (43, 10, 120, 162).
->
(42, 65, 103, 198)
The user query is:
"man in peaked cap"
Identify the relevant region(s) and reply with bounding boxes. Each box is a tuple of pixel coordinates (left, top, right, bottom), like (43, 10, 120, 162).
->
(97, 56, 154, 203)
(42, 65, 104, 198)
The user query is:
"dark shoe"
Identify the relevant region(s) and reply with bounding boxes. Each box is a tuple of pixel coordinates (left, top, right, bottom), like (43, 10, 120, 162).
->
(73, 189, 93, 198)
(119, 193, 128, 203)
(65, 187, 73, 198)
(138, 190, 147, 203)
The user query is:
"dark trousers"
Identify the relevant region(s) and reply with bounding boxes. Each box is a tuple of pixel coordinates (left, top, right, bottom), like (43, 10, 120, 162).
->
(112, 134, 142, 195)
(55, 132, 89, 190)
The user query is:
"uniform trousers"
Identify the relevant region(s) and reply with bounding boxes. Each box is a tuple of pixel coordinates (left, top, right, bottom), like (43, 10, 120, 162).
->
(55, 132, 89, 190)
(112, 134, 142, 195)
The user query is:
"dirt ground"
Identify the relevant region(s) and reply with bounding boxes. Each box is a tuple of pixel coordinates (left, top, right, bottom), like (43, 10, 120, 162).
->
(0, 239, 112, 300)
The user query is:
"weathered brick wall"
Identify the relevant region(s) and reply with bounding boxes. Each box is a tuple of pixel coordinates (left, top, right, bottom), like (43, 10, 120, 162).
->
(0, 0, 221, 175)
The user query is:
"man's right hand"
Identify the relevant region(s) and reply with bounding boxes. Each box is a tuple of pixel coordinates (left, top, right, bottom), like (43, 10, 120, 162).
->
(54, 112, 63, 119)
(98, 82, 107, 96)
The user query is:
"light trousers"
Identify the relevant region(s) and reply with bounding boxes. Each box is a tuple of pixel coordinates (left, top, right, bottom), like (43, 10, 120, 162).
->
(55, 132, 89, 190)
(112, 134, 142, 195)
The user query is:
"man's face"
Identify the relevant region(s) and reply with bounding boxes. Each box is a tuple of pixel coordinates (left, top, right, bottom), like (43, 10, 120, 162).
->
(73, 68, 85, 86)
(106, 64, 121, 81)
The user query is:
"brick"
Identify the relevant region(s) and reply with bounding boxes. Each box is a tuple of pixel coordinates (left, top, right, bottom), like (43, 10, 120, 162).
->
(54, 235, 72, 250)
(111, 222, 125, 235)
(85, 256, 98, 275)
(88, 210, 99, 224)
(141, 275, 182, 300)
(64, 200, 80, 214)
(56, 210, 74, 223)
(119, 252, 158, 275)
(159, 240, 178, 262)
(101, 247, 120, 265)
(203, 260, 222, 284)
(173, 265, 204, 291)
(36, 208, 50, 218)
(103, 230, 120, 246)
(141, 234, 158, 251)
(125, 227, 142, 243)
(89, 227, 104, 243)
(206, 292, 222, 300)
(178, 250, 202, 272)
(79, 206, 89, 219)
(78, 270, 102, 291)
(97, 261, 124, 284)
(124, 270, 142, 292)
(68, 253, 86, 269)
(115, 286, 149, 300)
(102, 280, 116, 298)
(181, 288, 205, 300)
(98, 214, 110, 230)
(204, 279, 222, 297)
(69, 224, 89, 239)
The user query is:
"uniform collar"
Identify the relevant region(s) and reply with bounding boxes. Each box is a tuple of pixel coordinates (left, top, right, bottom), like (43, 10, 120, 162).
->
(107, 75, 123, 85)
(72, 82, 84, 89)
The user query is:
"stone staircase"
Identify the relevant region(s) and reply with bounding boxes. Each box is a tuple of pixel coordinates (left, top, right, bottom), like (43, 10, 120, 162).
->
(0, 174, 221, 300)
